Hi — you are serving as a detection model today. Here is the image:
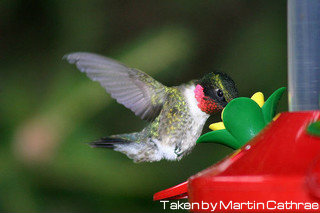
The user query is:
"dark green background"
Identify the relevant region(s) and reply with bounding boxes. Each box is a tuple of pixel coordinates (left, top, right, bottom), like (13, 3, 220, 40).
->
(0, 0, 287, 212)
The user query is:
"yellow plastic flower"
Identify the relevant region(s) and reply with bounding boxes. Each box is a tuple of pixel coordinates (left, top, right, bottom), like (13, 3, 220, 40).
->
(209, 92, 265, 131)
(209, 121, 225, 131)
(250, 92, 264, 107)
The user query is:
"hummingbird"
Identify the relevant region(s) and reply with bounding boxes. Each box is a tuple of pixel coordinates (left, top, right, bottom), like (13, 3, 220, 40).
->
(64, 52, 238, 162)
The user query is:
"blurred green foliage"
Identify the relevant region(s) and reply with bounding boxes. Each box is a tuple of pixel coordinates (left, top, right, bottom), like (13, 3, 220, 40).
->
(0, 0, 286, 212)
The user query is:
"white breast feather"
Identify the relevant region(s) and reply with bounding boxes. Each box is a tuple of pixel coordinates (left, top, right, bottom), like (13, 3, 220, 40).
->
(183, 85, 209, 123)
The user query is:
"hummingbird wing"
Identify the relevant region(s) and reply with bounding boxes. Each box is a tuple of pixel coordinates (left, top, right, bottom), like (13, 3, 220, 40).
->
(64, 52, 168, 121)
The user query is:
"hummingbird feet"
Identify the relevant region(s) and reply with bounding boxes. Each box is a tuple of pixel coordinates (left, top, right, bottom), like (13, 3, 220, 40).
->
(174, 146, 184, 158)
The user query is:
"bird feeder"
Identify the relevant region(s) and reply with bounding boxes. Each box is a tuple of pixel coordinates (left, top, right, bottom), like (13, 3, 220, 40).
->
(153, 1, 320, 212)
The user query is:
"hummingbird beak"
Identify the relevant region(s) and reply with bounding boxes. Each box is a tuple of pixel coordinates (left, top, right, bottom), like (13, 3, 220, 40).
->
(217, 97, 228, 108)
(221, 101, 228, 107)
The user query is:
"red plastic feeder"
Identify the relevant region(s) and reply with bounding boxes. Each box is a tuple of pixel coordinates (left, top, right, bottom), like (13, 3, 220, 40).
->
(154, 111, 320, 212)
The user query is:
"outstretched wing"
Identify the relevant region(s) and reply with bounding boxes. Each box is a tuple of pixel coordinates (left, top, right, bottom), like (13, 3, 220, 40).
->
(64, 52, 168, 121)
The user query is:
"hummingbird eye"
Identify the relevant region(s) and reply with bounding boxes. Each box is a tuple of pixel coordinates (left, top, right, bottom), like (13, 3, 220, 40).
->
(216, 89, 223, 98)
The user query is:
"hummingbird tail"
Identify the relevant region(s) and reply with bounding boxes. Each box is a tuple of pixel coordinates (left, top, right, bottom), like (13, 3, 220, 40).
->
(89, 133, 160, 162)
(89, 137, 131, 149)
(89, 133, 137, 149)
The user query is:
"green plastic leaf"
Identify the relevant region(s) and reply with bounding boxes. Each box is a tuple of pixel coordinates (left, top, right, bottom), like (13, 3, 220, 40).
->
(223, 97, 266, 145)
(196, 129, 240, 149)
(307, 121, 320, 137)
(261, 87, 286, 123)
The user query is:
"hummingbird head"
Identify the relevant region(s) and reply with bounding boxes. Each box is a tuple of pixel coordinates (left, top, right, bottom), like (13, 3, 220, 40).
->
(194, 72, 238, 114)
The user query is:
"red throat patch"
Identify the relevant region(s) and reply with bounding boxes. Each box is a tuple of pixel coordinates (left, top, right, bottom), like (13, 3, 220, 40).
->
(194, 84, 222, 114)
